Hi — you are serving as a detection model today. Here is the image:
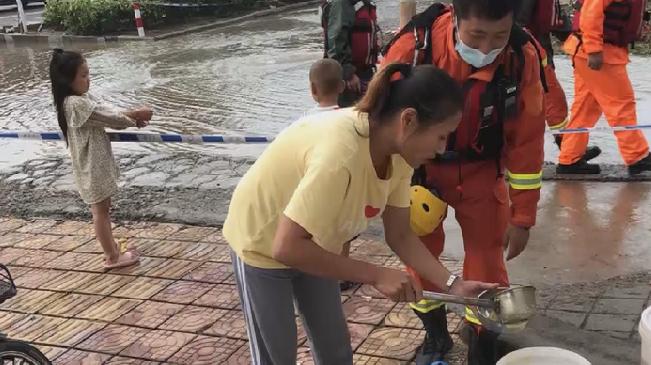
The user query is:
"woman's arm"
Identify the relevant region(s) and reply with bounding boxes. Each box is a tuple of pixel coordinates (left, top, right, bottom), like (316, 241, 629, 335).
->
(273, 214, 422, 302)
(382, 206, 499, 297)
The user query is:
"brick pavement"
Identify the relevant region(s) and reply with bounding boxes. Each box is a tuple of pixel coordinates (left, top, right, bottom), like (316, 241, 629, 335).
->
(1, 217, 647, 364)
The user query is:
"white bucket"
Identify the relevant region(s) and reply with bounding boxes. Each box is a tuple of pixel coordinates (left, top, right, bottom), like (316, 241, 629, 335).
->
(497, 347, 591, 365)
(641, 306, 651, 365)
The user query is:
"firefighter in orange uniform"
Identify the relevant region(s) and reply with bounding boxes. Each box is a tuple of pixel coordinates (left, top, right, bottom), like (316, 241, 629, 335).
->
(382, 0, 546, 364)
(516, 0, 601, 159)
(557, 0, 651, 175)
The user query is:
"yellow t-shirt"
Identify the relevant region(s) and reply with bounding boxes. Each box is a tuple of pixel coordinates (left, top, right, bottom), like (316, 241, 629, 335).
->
(223, 108, 414, 269)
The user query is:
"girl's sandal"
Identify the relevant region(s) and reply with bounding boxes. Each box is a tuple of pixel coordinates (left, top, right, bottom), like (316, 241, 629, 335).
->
(104, 250, 140, 269)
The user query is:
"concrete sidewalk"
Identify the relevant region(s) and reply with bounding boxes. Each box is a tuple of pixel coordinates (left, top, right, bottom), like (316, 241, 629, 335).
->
(0, 217, 647, 364)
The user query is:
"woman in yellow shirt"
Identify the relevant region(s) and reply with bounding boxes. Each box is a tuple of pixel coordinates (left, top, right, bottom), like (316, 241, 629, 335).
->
(223, 63, 497, 364)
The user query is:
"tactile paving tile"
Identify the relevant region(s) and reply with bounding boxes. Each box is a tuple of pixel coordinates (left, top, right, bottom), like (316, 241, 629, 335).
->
(145, 258, 202, 279)
(174, 242, 220, 261)
(15, 219, 58, 234)
(35, 318, 106, 347)
(35, 345, 68, 361)
(52, 349, 111, 365)
(152, 281, 214, 304)
(39, 293, 104, 317)
(135, 239, 187, 258)
(382, 256, 405, 270)
(77, 297, 142, 322)
(111, 277, 173, 299)
(0, 233, 35, 248)
(109, 257, 167, 276)
(352, 239, 394, 256)
(47, 221, 92, 235)
(223, 343, 251, 365)
(0, 218, 27, 232)
(134, 223, 185, 240)
(6, 314, 66, 342)
(13, 268, 64, 289)
(168, 335, 246, 364)
(44, 235, 93, 252)
(182, 262, 233, 283)
(45, 252, 105, 272)
(75, 274, 135, 296)
(352, 354, 402, 364)
(5, 248, 62, 267)
(354, 284, 386, 299)
(73, 240, 104, 253)
(206, 244, 232, 263)
(119, 329, 196, 361)
(203, 310, 248, 339)
(356, 327, 425, 361)
(343, 296, 395, 325)
(384, 303, 424, 329)
(199, 230, 229, 244)
(168, 226, 220, 242)
(13, 234, 59, 249)
(116, 300, 184, 329)
(38, 271, 100, 292)
(0, 311, 28, 332)
(348, 322, 375, 350)
(103, 357, 160, 365)
(159, 306, 227, 332)
(77, 324, 149, 354)
(193, 284, 241, 309)
(0, 289, 65, 313)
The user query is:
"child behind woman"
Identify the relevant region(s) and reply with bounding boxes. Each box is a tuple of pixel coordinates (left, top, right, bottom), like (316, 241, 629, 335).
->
(49, 49, 152, 269)
(305, 59, 345, 116)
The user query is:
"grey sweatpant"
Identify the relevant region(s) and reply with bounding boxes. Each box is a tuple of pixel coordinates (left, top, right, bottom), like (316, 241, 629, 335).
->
(232, 252, 353, 365)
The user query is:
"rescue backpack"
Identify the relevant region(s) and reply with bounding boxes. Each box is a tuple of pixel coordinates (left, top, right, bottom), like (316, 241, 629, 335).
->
(528, 0, 565, 35)
(321, 0, 381, 69)
(572, 0, 650, 47)
(382, 3, 547, 162)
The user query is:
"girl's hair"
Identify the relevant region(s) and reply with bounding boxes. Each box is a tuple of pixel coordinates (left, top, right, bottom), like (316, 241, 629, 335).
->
(357, 63, 463, 128)
(49, 49, 85, 144)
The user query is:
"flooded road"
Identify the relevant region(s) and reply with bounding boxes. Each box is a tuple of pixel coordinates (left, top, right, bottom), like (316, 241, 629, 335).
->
(2, 2, 651, 169)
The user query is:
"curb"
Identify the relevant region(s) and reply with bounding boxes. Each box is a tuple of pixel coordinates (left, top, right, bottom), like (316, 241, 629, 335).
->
(0, 0, 319, 47)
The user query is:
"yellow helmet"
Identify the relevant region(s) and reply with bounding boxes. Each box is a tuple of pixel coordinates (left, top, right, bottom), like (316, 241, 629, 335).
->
(410, 185, 447, 236)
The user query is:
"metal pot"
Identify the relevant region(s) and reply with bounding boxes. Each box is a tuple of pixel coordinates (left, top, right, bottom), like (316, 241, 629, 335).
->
(422, 285, 537, 333)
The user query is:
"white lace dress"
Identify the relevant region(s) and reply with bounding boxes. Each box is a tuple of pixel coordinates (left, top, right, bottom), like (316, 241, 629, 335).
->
(64, 94, 136, 205)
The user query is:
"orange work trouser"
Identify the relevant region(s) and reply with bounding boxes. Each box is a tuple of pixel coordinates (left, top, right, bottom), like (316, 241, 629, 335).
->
(544, 64, 569, 130)
(559, 60, 649, 165)
(407, 161, 510, 293)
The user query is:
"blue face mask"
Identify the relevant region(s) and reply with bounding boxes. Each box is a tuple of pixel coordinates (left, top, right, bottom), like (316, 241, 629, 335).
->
(454, 20, 504, 68)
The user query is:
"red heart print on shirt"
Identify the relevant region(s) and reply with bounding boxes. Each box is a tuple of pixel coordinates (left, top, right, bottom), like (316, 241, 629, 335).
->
(365, 205, 380, 218)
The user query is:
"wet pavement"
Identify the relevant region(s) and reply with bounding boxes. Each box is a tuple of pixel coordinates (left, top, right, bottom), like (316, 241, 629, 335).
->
(1, 2, 651, 170)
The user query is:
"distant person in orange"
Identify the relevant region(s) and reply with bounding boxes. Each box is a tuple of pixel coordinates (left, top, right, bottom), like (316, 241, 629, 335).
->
(515, 0, 601, 160)
(557, 0, 651, 175)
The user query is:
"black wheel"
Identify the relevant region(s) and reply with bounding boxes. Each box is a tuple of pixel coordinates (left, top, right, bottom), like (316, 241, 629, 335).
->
(0, 340, 51, 365)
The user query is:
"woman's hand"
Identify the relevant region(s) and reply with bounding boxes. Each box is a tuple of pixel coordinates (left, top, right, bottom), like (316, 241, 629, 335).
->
(127, 107, 153, 123)
(372, 267, 423, 302)
(449, 279, 499, 298)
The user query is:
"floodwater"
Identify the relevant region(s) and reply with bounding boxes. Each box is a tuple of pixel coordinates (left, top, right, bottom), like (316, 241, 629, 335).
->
(1, 2, 651, 170)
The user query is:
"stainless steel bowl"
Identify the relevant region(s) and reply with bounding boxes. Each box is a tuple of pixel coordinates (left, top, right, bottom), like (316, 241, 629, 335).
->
(473, 285, 537, 333)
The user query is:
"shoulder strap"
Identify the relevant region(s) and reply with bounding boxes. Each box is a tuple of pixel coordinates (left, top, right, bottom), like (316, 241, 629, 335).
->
(381, 2, 448, 64)
(508, 25, 549, 92)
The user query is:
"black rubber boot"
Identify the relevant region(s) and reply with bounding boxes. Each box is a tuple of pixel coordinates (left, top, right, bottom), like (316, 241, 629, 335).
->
(413, 307, 454, 365)
(556, 159, 601, 174)
(466, 323, 499, 365)
(554, 135, 602, 162)
(628, 155, 651, 176)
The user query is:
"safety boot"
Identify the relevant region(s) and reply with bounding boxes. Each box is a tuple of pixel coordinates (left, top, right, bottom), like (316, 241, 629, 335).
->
(556, 159, 601, 174)
(628, 154, 651, 176)
(413, 306, 454, 365)
(464, 322, 500, 365)
(554, 135, 602, 162)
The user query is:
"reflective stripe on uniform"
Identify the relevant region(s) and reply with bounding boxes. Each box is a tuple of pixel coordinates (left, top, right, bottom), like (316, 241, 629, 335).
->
(409, 299, 445, 313)
(541, 56, 548, 68)
(465, 306, 482, 325)
(548, 118, 569, 130)
(506, 171, 542, 190)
